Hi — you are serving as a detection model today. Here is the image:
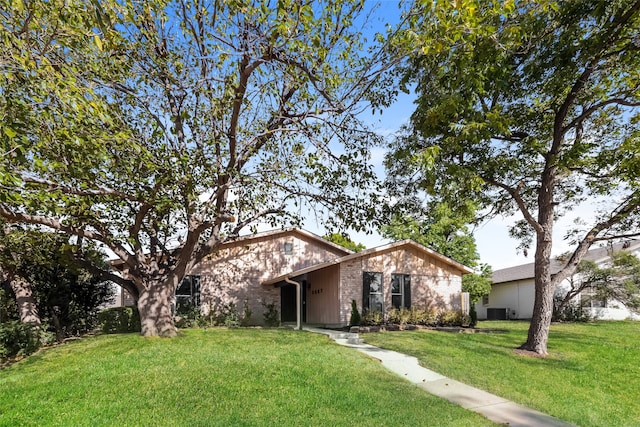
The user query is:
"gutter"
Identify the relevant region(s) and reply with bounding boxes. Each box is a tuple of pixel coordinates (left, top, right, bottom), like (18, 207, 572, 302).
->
(284, 277, 302, 331)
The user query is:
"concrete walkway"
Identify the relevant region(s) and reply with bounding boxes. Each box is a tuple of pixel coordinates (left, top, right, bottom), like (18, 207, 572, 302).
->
(304, 327, 575, 427)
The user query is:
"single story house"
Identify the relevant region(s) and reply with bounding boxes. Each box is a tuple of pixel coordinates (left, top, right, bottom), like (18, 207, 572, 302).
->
(120, 228, 472, 327)
(476, 240, 640, 321)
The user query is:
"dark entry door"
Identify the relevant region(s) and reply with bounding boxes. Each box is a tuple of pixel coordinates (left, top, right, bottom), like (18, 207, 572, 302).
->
(280, 281, 307, 323)
(281, 284, 297, 322)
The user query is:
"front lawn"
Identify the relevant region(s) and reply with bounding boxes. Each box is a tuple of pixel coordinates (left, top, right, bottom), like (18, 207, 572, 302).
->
(0, 329, 495, 426)
(363, 321, 640, 427)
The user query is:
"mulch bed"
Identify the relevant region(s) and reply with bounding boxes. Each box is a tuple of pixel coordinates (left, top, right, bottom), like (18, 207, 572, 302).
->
(349, 325, 509, 334)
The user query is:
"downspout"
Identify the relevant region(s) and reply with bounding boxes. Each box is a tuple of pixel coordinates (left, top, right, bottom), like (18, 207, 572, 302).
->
(284, 277, 302, 330)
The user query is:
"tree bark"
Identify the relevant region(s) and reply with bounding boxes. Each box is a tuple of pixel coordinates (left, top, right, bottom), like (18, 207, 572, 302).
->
(137, 281, 177, 337)
(520, 151, 558, 355)
(520, 231, 555, 355)
(9, 276, 41, 326)
(50, 306, 64, 342)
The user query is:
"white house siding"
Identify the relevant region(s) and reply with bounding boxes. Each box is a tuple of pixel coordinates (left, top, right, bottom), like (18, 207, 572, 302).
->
(477, 279, 640, 321)
(478, 243, 640, 321)
(590, 304, 640, 320)
(475, 279, 535, 320)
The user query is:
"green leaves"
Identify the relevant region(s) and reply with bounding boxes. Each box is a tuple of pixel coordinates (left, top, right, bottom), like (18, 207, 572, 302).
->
(1, 0, 387, 277)
(387, 0, 640, 236)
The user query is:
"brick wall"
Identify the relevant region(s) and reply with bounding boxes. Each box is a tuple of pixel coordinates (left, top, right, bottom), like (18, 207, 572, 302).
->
(190, 230, 347, 324)
(339, 244, 463, 324)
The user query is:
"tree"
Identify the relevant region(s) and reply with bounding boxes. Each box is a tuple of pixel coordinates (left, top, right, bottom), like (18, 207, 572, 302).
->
(380, 201, 479, 267)
(0, 223, 42, 327)
(389, 0, 640, 354)
(380, 201, 491, 302)
(0, 0, 394, 336)
(323, 233, 366, 252)
(0, 224, 114, 341)
(555, 251, 640, 316)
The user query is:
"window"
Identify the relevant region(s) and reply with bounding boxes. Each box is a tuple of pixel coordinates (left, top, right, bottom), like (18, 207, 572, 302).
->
(284, 242, 294, 255)
(482, 295, 489, 306)
(391, 274, 411, 309)
(363, 272, 383, 312)
(580, 287, 605, 308)
(175, 275, 201, 314)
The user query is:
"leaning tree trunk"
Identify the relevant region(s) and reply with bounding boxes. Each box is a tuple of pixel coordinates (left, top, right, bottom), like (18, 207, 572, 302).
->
(9, 276, 41, 327)
(137, 280, 177, 337)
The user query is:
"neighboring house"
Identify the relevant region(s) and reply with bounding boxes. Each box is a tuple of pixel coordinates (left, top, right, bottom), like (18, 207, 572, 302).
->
(118, 228, 472, 327)
(476, 240, 640, 321)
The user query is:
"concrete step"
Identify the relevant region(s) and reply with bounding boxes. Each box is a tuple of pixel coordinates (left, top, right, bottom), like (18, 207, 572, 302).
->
(328, 332, 360, 340)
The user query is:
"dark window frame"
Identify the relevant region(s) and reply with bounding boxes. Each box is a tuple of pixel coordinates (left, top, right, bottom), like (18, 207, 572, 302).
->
(363, 272, 384, 312)
(284, 242, 294, 255)
(391, 274, 411, 309)
(580, 286, 606, 308)
(175, 275, 201, 314)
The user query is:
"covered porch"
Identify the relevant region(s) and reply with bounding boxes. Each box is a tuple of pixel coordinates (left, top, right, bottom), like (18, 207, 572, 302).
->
(263, 263, 341, 329)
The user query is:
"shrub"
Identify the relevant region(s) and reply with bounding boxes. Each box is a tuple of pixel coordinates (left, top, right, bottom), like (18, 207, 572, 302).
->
(438, 310, 463, 326)
(0, 321, 41, 361)
(349, 300, 361, 326)
(98, 307, 141, 334)
(361, 310, 383, 326)
(407, 308, 438, 326)
(240, 300, 253, 327)
(387, 308, 412, 325)
(553, 295, 593, 322)
(262, 301, 280, 327)
(469, 304, 478, 328)
(387, 308, 400, 324)
(175, 306, 202, 329)
(222, 303, 240, 327)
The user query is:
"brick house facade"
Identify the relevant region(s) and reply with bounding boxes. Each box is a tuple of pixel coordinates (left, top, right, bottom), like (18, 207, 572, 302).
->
(119, 229, 472, 327)
(264, 236, 471, 326)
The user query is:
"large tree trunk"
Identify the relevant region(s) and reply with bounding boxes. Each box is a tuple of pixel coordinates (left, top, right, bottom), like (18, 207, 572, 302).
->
(520, 167, 556, 355)
(521, 272, 555, 355)
(9, 276, 41, 326)
(137, 281, 177, 337)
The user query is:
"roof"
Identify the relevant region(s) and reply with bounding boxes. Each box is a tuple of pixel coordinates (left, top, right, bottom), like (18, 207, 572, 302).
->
(108, 228, 352, 266)
(262, 239, 474, 285)
(221, 228, 354, 255)
(492, 240, 640, 284)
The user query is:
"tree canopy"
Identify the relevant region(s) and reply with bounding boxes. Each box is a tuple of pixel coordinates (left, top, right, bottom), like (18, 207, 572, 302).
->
(380, 201, 491, 303)
(556, 249, 640, 317)
(389, 0, 640, 353)
(323, 233, 366, 253)
(0, 0, 394, 336)
(0, 224, 113, 340)
(380, 201, 480, 267)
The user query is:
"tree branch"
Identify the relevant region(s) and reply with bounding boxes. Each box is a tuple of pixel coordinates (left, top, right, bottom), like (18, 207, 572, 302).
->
(20, 175, 143, 203)
(0, 205, 136, 268)
(563, 98, 640, 134)
(483, 178, 544, 233)
(553, 193, 640, 285)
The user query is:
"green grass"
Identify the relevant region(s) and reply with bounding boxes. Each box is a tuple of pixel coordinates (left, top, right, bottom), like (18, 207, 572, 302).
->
(0, 329, 495, 426)
(363, 321, 640, 427)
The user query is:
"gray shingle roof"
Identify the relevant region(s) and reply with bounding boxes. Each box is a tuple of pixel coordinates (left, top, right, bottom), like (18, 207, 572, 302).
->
(492, 240, 640, 284)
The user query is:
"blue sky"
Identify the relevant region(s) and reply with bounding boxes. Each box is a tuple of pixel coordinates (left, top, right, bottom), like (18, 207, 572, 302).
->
(299, 1, 603, 271)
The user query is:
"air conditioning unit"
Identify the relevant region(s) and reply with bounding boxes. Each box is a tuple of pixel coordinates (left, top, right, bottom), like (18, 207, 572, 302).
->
(487, 308, 507, 320)
(508, 309, 518, 320)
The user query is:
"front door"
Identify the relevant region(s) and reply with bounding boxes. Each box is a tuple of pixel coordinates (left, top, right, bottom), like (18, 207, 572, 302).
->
(280, 284, 297, 322)
(280, 281, 307, 323)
